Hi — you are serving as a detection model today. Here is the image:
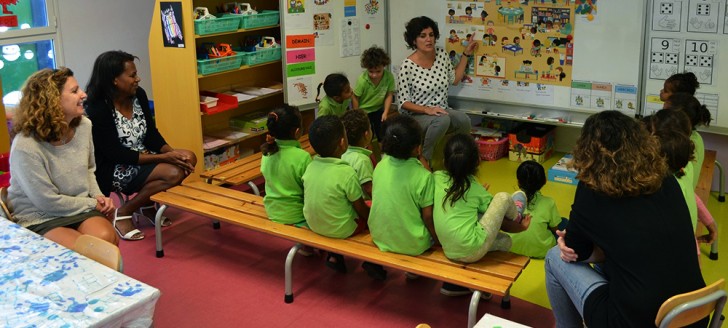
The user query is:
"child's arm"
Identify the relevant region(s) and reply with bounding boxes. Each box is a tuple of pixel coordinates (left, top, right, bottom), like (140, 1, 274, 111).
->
(501, 214, 530, 233)
(382, 92, 393, 121)
(421, 205, 439, 246)
(352, 197, 370, 225)
(361, 181, 372, 199)
(352, 94, 360, 110)
(696, 197, 718, 243)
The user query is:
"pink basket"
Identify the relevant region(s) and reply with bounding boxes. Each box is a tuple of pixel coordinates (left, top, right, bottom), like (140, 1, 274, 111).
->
(476, 137, 508, 161)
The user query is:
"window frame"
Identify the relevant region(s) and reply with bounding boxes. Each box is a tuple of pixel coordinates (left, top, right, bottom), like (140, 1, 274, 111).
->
(0, 0, 62, 65)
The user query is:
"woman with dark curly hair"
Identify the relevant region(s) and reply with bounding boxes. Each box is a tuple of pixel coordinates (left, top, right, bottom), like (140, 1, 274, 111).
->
(545, 111, 705, 327)
(86, 50, 196, 241)
(8, 68, 118, 248)
(397, 16, 477, 164)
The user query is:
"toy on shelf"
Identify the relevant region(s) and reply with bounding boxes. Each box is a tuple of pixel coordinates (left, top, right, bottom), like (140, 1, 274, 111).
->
(207, 43, 236, 59)
(193, 7, 216, 20)
(256, 36, 279, 49)
(224, 2, 257, 15)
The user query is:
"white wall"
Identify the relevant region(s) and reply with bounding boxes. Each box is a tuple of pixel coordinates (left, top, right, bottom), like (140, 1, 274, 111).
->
(57, 0, 154, 98)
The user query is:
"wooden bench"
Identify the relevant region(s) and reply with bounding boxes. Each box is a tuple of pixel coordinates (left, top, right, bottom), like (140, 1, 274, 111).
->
(200, 135, 315, 193)
(696, 149, 723, 260)
(150, 181, 530, 327)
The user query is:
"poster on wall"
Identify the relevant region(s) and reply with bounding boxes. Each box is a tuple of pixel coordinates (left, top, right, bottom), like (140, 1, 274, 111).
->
(160, 2, 185, 48)
(286, 0, 313, 30)
(287, 76, 314, 105)
(314, 12, 335, 46)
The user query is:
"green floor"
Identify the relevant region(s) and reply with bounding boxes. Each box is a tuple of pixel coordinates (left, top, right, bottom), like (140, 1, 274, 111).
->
(475, 153, 728, 311)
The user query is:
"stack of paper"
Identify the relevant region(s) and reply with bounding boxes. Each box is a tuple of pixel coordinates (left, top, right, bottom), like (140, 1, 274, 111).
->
(234, 87, 279, 96)
(222, 91, 257, 102)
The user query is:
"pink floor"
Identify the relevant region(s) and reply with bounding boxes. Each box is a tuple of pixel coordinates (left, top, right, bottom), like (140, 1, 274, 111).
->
(120, 207, 555, 327)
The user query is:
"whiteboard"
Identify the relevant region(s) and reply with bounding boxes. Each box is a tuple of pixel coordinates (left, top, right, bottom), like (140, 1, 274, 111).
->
(280, 0, 387, 109)
(642, 0, 728, 131)
(387, 0, 647, 123)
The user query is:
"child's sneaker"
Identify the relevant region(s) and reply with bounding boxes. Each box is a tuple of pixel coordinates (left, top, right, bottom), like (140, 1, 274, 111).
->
(404, 272, 420, 280)
(440, 282, 471, 296)
(361, 262, 387, 281)
(325, 253, 347, 273)
(297, 245, 314, 257)
(512, 190, 527, 224)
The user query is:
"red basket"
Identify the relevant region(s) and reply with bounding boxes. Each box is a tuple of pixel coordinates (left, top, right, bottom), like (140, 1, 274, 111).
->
(475, 137, 508, 161)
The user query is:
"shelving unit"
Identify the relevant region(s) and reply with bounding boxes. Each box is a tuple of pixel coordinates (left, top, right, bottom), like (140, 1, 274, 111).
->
(149, 0, 293, 178)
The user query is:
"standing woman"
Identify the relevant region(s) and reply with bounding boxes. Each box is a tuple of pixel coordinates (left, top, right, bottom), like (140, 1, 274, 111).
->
(8, 68, 118, 248)
(86, 50, 196, 241)
(397, 16, 477, 163)
(545, 111, 705, 327)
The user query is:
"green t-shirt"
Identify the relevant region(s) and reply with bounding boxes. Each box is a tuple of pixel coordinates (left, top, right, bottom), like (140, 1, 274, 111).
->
(261, 139, 312, 226)
(318, 96, 351, 117)
(506, 192, 562, 258)
(432, 171, 493, 260)
(302, 156, 363, 238)
(353, 70, 396, 113)
(690, 130, 704, 189)
(369, 155, 434, 255)
(342, 146, 373, 185)
(676, 162, 698, 231)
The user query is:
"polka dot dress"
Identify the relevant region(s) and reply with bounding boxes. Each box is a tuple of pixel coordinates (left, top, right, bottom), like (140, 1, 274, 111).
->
(397, 48, 456, 113)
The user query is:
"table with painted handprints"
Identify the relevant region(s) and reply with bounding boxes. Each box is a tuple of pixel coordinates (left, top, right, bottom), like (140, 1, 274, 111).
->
(0, 219, 160, 327)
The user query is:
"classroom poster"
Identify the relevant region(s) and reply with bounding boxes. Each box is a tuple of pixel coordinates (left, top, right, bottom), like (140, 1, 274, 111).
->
(695, 92, 719, 121)
(364, 0, 381, 18)
(649, 37, 681, 80)
(340, 18, 361, 57)
(313, 12, 334, 45)
(686, 0, 720, 33)
(286, 0, 312, 30)
(652, 0, 682, 32)
(160, 2, 184, 48)
(683, 39, 717, 85)
(287, 76, 314, 105)
(613, 84, 638, 111)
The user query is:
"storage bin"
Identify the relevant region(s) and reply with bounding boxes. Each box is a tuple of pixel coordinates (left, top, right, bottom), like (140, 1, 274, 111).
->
(548, 154, 579, 185)
(196, 53, 244, 75)
(203, 144, 240, 171)
(508, 147, 553, 163)
(194, 16, 240, 35)
(240, 47, 281, 66)
(240, 10, 280, 29)
(508, 123, 555, 153)
(475, 136, 508, 161)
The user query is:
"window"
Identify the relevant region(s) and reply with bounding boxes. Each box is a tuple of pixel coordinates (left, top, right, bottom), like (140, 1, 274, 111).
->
(0, 0, 58, 108)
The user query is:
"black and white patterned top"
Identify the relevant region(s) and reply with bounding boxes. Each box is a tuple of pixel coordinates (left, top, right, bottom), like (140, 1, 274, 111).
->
(397, 48, 455, 114)
(111, 98, 150, 192)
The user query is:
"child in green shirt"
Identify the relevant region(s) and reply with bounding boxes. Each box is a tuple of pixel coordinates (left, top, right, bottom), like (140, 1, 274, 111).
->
(260, 104, 311, 227)
(316, 73, 353, 117)
(340, 109, 374, 198)
(303, 115, 370, 273)
(506, 161, 563, 259)
(433, 133, 530, 296)
(352, 46, 396, 141)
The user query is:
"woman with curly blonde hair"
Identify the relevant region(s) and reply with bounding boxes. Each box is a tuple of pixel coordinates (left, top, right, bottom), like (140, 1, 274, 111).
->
(544, 111, 705, 327)
(8, 68, 118, 248)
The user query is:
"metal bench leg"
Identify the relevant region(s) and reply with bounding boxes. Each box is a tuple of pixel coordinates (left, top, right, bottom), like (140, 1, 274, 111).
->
(285, 243, 302, 303)
(248, 181, 260, 196)
(468, 291, 482, 328)
(155, 205, 167, 258)
(501, 288, 511, 309)
(716, 160, 725, 202)
(710, 221, 719, 260)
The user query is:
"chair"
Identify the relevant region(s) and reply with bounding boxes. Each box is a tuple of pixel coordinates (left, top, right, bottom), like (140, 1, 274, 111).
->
(73, 234, 124, 272)
(0, 186, 14, 222)
(655, 278, 726, 328)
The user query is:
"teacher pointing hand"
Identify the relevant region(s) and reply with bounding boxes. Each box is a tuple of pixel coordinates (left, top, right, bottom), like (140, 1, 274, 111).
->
(397, 16, 477, 164)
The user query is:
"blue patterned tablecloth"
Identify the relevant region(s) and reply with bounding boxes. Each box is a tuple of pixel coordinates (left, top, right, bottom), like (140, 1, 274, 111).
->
(0, 219, 160, 327)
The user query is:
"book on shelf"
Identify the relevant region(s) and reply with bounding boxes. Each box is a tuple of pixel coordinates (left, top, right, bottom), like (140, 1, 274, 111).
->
(233, 86, 279, 96)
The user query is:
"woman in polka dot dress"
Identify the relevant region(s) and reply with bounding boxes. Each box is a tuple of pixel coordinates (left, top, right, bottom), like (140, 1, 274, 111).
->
(397, 16, 478, 163)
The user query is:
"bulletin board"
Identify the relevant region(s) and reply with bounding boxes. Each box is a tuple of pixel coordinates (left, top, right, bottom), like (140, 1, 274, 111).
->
(280, 0, 387, 109)
(388, 0, 647, 123)
(642, 0, 728, 131)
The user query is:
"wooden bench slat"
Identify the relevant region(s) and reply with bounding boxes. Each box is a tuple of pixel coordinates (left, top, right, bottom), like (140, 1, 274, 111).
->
(200, 152, 263, 179)
(160, 186, 268, 219)
(695, 149, 716, 204)
(182, 181, 264, 204)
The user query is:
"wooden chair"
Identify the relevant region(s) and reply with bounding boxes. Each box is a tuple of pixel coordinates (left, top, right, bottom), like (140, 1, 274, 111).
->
(655, 278, 726, 328)
(0, 186, 14, 222)
(73, 234, 123, 272)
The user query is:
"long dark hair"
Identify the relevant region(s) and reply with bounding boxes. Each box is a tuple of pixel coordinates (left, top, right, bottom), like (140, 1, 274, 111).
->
(381, 115, 422, 160)
(643, 110, 694, 177)
(516, 161, 546, 208)
(86, 50, 138, 106)
(261, 104, 302, 155)
(442, 133, 480, 207)
(666, 93, 712, 128)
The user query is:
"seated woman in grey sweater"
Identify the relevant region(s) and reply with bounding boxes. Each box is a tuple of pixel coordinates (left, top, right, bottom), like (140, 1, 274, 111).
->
(8, 68, 118, 248)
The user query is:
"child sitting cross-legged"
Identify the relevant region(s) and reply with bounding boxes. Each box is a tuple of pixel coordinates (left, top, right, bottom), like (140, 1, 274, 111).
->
(433, 133, 530, 297)
(302, 115, 370, 273)
(340, 109, 374, 198)
(352, 46, 395, 141)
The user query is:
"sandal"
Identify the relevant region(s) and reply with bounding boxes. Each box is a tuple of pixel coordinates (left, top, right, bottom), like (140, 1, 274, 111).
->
(114, 209, 145, 241)
(135, 204, 172, 227)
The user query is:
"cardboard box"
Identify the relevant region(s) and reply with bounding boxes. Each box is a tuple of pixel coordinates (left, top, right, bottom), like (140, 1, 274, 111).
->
(508, 147, 553, 163)
(203, 144, 240, 171)
(229, 112, 268, 133)
(508, 123, 555, 153)
(548, 154, 579, 186)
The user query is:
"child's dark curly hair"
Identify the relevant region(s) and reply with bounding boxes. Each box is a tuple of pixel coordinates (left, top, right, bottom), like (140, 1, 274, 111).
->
(315, 73, 349, 102)
(516, 161, 546, 208)
(261, 104, 302, 155)
(665, 72, 700, 95)
(381, 115, 422, 159)
(665, 92, 712, 128)
(341, 109, 370, 147)
(360, 46, 391, 69)
(309, 115, 345, 157)
(404, 16, 439, 50)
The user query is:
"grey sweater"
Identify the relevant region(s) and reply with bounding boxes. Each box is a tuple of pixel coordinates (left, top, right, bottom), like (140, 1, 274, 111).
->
(8, 116, 103, 228)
